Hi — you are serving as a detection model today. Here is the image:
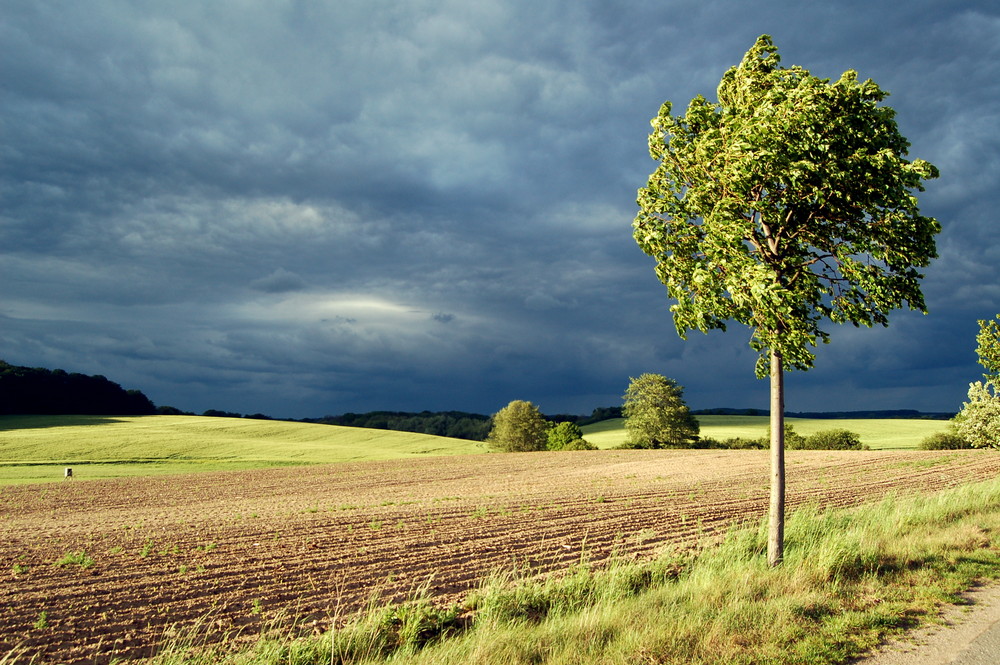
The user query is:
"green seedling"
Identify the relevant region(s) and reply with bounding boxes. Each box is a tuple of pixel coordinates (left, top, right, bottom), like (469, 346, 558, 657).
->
(54, 551, 94, 568)
(33, 611, 49, 630)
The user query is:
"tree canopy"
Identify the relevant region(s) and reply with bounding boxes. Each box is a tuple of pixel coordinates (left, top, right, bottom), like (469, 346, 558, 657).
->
(622, 374, 699, 448)
(485, 400, 549, 452)
(0, 360, 156, 415)
(633, 34, 940, 377)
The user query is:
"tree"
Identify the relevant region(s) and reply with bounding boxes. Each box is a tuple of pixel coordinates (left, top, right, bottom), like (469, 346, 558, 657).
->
(547, 421, 586, 450)
(486, 400, 549, 452)
(633, 36, 939, 565)
(622, 374, 700, 448)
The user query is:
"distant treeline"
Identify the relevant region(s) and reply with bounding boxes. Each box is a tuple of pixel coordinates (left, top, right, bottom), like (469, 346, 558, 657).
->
(692, 407, 955, 420)
(1, 356, 954, 428)
(0, 360, 156, 415)
(295, 404, 959, 442)
(305, 411, 492, 440)
(304, 407, 626, 441)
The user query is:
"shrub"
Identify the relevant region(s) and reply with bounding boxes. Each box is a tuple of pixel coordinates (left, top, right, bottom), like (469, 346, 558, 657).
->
(739, 424, 808, 450)
(797, 428, 864, 450)
(919, 430, 972, 450)
(560, 438, 596, 451)
(721, 437, 767, 450)
(779, 426, 807, 449)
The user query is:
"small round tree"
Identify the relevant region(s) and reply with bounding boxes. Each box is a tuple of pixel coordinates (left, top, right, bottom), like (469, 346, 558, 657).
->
(486, 400, 549, 452)
(622, 373, 699, 448)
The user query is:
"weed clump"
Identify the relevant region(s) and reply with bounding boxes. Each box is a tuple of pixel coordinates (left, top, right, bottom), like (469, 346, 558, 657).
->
(54, 551, 94, 568)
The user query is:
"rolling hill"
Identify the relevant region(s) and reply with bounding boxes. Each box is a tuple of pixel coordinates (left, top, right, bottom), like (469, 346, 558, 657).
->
(0, 415, 485, 484)
(0, 412, 956, 485)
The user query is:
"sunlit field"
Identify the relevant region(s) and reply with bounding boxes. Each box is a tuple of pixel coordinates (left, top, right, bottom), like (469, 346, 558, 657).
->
(0, 415, 485, 484)
(0, 413, 955, 485)
(582, 415, 953, 450)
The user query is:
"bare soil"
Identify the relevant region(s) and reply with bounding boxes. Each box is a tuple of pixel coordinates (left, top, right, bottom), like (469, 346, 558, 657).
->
(2, 449, 998, 664)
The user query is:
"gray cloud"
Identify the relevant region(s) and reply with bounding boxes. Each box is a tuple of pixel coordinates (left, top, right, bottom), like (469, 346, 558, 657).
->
(2, 0, 998, 418)
(250, 269, 307, 294)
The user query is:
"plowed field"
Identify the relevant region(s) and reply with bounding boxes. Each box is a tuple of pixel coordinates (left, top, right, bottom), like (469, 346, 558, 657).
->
(2, 449, 998, 664)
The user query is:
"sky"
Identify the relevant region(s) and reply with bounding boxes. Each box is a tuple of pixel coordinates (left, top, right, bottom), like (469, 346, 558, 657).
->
(2, 1, 999, 419)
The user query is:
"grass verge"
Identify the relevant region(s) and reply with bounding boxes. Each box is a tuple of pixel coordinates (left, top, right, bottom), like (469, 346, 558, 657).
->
(143, 478, 1000, 664)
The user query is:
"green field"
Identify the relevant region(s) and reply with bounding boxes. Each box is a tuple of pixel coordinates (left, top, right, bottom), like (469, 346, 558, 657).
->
(0, 413, 953, 485)
(0, 415, 485, 484)
(582, 415, 952, 450)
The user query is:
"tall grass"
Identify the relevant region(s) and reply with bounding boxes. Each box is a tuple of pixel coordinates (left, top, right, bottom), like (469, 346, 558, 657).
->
(144, 477, 1000, 665)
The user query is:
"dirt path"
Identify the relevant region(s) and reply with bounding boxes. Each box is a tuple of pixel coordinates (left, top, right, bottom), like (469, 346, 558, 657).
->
(851, 583, 1000, 665)
(1, 449, 997, 663)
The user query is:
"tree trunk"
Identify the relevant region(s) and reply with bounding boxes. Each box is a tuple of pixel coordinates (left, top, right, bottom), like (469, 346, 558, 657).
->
(768, 350, 785, 567)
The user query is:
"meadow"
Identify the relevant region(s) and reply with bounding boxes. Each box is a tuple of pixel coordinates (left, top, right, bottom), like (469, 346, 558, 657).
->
(581, 415, 952, 450)
(0, 415, 485, 484)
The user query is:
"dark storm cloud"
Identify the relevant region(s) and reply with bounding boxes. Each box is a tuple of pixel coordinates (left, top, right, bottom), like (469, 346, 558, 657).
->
(2, 1, 998, 417)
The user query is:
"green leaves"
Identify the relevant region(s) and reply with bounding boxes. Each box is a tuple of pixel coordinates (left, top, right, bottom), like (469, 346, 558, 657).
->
(954, 381, 1000, 449)
(953, 315, 1000, 449)
(975, 315, 1000, 382)
(633, 35, 939, 376)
